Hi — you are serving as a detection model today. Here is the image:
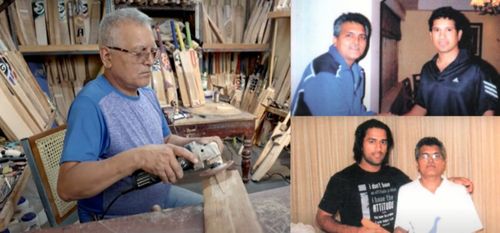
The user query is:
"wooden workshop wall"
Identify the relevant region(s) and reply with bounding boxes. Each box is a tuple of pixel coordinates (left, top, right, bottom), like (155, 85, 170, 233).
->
(291, 117, 500, 233)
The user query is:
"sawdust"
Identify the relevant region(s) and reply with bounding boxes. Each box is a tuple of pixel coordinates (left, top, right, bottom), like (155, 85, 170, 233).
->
(252, 197, 290, 233)
(155, 205, 203, 223)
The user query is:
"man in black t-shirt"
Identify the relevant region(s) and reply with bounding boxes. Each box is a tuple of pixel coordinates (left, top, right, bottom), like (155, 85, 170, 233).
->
(316, 119, 473, 233)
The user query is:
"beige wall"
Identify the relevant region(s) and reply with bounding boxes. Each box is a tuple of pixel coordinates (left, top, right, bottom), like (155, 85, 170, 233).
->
(399, 11, 500, 82)
(291, 117, 500, 232)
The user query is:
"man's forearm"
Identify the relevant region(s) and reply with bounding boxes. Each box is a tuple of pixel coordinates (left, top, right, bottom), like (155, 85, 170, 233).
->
(317, 215, 360, 233)
(57, 149, 141, 201)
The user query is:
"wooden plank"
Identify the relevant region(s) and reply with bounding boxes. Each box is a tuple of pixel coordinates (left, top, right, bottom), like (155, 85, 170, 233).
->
(275, 65, 290, 106)
(0, 80, 36, 139)
(202, 43, 268, 53)
(186, 21, 205, 105)
(203, 169, 263, 233)
(67, 0, 76, 44)
(0, 54, 46, 131)
(233, 0, 245, 43)
(0, 19, 15, 51)
(206, 10, 225, 44)
(0, 5, 13, 48)
(88, 0, 101, 44)
(33, 0, 48, 45)
(19, 44, 99, 55)
(5, 52, 53, 122)
(46, 0, 61, 44)
(242, 0, 261, 43)
(200, 2, 211, 44)
(267, 10, 290, 18)
(251, 87, 274, 128)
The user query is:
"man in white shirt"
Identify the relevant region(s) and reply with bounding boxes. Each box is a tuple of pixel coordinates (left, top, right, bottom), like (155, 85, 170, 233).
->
(394, 137, 482, 233)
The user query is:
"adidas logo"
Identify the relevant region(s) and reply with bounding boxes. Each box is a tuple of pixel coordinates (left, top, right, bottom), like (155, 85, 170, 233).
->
(452, 77, 459, 83)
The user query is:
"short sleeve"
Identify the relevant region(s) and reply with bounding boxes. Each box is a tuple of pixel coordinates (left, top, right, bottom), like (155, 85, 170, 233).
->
(318, 175, 348, 214)
(394, 185, 411, 231)
(61, 96, 107, 163)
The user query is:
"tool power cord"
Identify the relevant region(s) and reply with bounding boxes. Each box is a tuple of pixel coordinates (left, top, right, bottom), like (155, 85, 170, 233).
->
(98, 186, 136, 220)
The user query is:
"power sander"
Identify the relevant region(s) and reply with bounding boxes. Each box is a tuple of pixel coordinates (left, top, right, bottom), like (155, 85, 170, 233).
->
(133, 141, 234, 189)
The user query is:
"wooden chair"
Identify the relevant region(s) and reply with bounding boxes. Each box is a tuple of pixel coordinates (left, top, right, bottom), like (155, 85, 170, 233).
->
(21, 125, 78, 227)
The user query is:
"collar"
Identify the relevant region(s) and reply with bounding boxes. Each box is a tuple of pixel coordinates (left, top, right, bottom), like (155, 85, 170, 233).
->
(328, 45, 362, 72)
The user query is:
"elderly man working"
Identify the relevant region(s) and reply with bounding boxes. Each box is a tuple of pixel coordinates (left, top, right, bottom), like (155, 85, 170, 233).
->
(394, 137, 482, 233)
(57, 8, 222, 222)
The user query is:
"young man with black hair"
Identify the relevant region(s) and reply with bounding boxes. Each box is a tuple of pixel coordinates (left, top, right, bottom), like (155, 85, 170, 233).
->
(291, 13, 375, 116)
(316, 119, 474, 233)
(394, 137, 482, 233)
(405, 6, 498, 116)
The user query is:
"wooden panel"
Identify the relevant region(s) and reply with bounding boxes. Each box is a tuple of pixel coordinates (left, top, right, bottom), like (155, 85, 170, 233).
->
(19, 44, 99, 55)
(203, 169, 263, 233)
(291, 117, 500, 232)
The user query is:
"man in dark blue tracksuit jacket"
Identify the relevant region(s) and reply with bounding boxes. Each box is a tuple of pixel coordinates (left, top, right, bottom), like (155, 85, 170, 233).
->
(291, 13, 375, 116)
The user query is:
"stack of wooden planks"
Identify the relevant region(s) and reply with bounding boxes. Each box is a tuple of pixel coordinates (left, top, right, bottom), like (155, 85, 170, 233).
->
(43, 55, 102, 120)
(0, 51, 59, 140)
(3, 0, 107, 46)
(201, 0, 272, 45)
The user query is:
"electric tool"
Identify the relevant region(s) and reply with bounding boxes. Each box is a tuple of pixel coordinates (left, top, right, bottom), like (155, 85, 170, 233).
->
(133, 141, 233, 189)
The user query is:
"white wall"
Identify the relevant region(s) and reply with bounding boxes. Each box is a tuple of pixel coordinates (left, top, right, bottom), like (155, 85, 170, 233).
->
(291, 0, 382, 113)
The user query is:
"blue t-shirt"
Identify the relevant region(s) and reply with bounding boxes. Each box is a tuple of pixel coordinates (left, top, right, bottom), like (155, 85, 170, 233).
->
(61, 75, 171, 219)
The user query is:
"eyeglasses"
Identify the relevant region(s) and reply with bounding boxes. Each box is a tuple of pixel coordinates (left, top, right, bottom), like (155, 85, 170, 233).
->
(418, 153, 444, 161)
(106, 46, 160, 63)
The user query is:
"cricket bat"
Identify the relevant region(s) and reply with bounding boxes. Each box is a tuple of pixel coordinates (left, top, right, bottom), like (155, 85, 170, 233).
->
(171, 20, 191, 107)
(185, 21, 205, 105)
(58, 0, 71, 45)
(156, 24, 178, 106)
(176, 21, 201, 107)
(33, 0, 48, 45)
(74, 0, 90, 44)
(150, 25, 168, 107)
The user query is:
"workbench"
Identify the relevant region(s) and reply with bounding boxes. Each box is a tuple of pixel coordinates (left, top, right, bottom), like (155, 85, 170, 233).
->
(168, 102, 255, 182)
(32, 186, 290, 233)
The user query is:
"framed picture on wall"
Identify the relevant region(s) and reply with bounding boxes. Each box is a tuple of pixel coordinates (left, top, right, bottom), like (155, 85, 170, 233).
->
(470, 23, 483, 57)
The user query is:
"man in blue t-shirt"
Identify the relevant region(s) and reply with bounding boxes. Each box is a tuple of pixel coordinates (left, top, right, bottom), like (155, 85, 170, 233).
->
(291, 13, 375, 116)
(57, 8, 223, 222)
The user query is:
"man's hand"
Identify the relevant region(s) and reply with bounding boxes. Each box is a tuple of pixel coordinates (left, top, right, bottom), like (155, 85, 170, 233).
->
(360, 218, 389, 233)
(449, 177, 474, 193)
(196, 136, 224, 152)
(357, 227, 389, 233)
(139, 144, 198, 183)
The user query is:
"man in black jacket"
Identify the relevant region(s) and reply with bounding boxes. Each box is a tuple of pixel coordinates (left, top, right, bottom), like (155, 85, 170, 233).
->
(405, 7, 498, 116)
